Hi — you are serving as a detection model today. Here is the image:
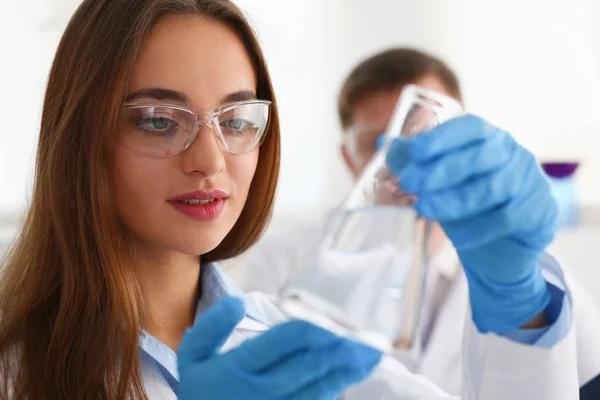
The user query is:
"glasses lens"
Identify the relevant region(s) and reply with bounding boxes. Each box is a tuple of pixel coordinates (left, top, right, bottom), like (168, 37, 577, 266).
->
(121, 106, 196, 158)
(346, 125, 383, 167)
(216, 102, 270, 154)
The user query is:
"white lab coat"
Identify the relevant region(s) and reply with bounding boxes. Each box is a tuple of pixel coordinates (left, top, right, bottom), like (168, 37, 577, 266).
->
(232, 211, 600, 395)
(214, 276, 579, 400)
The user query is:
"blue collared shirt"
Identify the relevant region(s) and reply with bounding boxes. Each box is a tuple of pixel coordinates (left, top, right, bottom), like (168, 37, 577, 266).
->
(139, 262, 570, 398)
(140, 263, 269, 398)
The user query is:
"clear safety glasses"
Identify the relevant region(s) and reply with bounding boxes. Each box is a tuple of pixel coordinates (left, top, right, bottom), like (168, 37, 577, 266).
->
(118, 100, 272, 158)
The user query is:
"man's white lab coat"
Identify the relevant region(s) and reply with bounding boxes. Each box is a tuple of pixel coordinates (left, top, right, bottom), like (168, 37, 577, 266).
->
(231, 212, 600, 396)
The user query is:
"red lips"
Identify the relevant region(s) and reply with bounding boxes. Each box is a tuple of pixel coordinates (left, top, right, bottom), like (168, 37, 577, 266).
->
(169, 190, 228, 221)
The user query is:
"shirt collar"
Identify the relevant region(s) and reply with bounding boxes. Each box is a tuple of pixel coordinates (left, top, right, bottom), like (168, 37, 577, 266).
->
(139, 261, 270, 386)
(196, 262, 269, 325)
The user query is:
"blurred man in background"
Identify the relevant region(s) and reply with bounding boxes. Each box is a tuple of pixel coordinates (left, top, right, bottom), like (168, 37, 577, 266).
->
(236, 48, 600, 397)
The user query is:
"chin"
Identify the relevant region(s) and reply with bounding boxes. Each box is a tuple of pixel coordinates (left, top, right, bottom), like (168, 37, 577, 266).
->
(171, 238, 224, 256)
(164, 227, 231, 256)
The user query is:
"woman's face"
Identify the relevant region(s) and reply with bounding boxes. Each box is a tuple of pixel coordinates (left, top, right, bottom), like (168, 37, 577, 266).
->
(113, 15, 259, 256)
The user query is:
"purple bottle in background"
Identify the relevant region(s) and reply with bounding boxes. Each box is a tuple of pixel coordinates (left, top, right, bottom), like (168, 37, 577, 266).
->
(541, 162, 580, 227)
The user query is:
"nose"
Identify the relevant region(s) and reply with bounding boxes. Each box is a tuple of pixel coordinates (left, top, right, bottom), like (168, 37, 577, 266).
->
(179, 124, 226, 178)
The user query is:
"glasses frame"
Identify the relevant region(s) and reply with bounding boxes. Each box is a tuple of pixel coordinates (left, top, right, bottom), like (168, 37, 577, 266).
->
(118, 99, 273, 158)
(343, 123, 385, 168)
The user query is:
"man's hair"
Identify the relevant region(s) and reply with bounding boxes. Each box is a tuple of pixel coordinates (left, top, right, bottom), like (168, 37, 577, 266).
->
(338, 48, 462, 129)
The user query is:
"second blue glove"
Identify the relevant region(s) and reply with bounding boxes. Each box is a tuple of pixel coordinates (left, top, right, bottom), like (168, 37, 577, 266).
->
(385, 115, 558, 334)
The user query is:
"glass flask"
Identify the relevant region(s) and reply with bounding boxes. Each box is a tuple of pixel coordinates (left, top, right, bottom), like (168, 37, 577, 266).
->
(277, 85, 464, 353)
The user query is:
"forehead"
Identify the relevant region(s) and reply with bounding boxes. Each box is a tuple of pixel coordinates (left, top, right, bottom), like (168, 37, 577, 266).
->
(130, 15, 257, 109)
(350, 87, 403, 134)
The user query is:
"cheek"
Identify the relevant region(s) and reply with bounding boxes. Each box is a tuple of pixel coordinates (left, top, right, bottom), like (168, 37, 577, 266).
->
(227, 150, 259, 200)
(112, 152, 170, 227)
(359, 149, 376, 167)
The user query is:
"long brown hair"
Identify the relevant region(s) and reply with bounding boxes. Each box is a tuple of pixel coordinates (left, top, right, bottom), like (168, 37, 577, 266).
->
(0, 0, 280, 398)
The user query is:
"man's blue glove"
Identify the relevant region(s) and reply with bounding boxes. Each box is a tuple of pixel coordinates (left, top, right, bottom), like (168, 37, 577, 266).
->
(178, 296, 382, 399)
(385, 115, 559, 334)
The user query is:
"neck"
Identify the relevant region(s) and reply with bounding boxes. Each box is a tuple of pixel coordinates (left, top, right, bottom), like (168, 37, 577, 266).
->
(133, 245, 201, 352)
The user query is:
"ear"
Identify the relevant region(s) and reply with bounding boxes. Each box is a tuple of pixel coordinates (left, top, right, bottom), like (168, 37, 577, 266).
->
(340, 143, 359, 179)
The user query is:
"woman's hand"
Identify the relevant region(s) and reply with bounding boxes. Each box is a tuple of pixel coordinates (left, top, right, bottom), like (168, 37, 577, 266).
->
(178, 297, 382, 399)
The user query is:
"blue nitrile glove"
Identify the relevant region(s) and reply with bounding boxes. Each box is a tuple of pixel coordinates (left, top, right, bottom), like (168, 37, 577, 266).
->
(385, 115, 559, 334)
(178, 296, 382, 399)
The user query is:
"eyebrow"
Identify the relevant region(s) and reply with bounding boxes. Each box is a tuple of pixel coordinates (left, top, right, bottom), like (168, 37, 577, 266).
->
(126, 88, 188, 103)
(125, 88, 257, 105)
(220, 90, 257, 104)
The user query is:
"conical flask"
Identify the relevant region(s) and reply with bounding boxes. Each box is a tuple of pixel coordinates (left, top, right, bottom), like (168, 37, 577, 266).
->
(277, 85, 464, 353)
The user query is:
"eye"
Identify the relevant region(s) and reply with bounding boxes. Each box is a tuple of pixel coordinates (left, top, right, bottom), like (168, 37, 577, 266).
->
(135, 116, 179, 136)
(220, 118, 253, 131)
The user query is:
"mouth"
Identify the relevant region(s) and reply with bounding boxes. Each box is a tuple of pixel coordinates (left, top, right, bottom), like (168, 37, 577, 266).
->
(168, 190, 228, 221)
(169, 189, 228, 202)
(175, 198, 219, 205)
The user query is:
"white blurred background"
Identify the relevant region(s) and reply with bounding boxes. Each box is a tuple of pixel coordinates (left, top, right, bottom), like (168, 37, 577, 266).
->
(1, 0, 600, 302)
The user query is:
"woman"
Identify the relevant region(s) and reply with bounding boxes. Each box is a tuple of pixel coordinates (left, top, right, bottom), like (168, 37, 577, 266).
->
(0, 0, 382, 398)
(0, 0, 579, 399)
